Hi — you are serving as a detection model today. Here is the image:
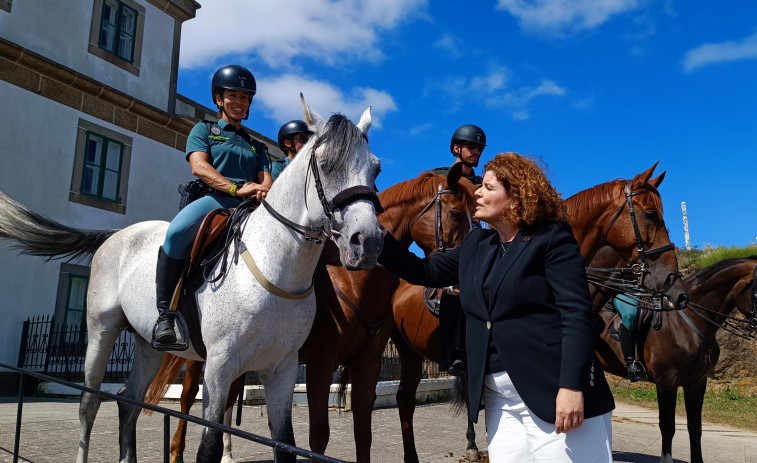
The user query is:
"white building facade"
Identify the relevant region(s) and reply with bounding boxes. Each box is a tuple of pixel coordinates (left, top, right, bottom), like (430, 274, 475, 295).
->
(0, 0, 281, 392)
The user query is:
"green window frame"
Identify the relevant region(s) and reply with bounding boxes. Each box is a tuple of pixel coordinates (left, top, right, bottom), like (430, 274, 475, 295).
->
(81, 131, 124, 203)
(63, 274, 88, 330)
(98, 0, 137, 63)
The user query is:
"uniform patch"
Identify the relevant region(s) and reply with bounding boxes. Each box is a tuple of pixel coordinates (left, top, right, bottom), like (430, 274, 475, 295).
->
(211, 126, 221, 135)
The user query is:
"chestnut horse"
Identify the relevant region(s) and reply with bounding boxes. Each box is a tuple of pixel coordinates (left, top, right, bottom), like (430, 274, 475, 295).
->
(144, 165, 477, 463)
(389, 163, 688, 463)
(594, 248, 757, 463)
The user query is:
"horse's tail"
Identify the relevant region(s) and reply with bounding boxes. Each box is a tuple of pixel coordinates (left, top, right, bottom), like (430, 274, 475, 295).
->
(0, 191, 117, 260)
(142, 353, 185, 415)
(451, 374, 467, 417)
(335, 365, 350, 411)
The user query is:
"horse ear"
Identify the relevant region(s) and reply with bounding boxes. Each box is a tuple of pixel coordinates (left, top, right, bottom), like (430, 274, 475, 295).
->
(356, 106, 372, 135)
(446, 162, 463, 189)
(649, 170, 666, 189)
(631, 161, 660, 188)
(300, 93, 326, 134)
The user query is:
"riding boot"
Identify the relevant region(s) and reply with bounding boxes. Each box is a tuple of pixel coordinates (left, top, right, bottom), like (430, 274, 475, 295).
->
(617, 323, 646, 382)
(153, 246, 184, 348)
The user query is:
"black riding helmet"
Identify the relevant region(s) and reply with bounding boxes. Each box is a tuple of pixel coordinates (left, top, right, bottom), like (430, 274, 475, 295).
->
(450, 124, 487, 154)
(211, 65, 256, 120)
(277, 120, 313, 153)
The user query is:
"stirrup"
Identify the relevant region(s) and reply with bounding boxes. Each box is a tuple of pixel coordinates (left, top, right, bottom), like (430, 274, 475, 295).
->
(626, 360, 648, 382)
(447, 359, 467, 377)
(151, 322, 188, 352)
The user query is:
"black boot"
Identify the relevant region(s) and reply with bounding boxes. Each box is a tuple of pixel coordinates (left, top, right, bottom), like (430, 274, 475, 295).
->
(152, 246, 184, 349)
(617, 323, 646, 382)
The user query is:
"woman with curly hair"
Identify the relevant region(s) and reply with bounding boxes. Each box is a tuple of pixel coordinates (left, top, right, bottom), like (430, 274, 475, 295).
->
(379, 152, 614, 462)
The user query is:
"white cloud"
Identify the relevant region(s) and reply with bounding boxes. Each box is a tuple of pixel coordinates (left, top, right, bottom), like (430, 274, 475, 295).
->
(682, 32, 757, 73)
(433, 33, 463, 58)
(495, 0, 640, 35)
(424, 68, 565, 120)
(256, 74, 397, 129)
(409, 123, 435, 136)
(180, 0, 427, 69)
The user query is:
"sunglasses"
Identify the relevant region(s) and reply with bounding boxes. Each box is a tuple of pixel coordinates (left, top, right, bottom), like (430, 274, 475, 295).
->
(461, 142, 485, 152)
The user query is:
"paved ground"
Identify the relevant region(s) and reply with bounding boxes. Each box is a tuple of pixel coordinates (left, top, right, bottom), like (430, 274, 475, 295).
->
(1, 396, 756, 462)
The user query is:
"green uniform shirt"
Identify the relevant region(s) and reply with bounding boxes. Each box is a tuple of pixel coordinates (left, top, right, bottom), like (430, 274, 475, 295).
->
(271, 157, 291, 182)
(185, 119, 270, 183)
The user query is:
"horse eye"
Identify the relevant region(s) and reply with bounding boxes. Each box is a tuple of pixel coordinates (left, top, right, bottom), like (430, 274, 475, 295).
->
(643, 210, 659, 223)
(449, 210, 463, 222)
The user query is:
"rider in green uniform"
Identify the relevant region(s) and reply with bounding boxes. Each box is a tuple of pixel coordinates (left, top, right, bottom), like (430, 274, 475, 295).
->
(613, 293, 646, 381)
(152, 65, 272, 350)
(431, 124, 486, 186)
(432, 124, 486, 375)
(271, 120, 313, 181)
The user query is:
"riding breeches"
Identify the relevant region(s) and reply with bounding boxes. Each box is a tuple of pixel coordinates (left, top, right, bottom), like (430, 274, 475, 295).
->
(162, 195, 241, 260)
(613, 293, 640, 331)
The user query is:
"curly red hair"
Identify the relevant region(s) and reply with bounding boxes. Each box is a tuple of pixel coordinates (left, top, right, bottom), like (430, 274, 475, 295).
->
(483, 152, 567, 228)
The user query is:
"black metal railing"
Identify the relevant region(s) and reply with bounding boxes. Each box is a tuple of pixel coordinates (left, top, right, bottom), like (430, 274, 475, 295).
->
(0, 361, 346, 463)
(17, 315, 134, 382)
(18, 315, 447, 385)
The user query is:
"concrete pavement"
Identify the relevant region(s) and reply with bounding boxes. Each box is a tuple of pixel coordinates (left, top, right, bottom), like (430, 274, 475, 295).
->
(1, 396, 756, 462)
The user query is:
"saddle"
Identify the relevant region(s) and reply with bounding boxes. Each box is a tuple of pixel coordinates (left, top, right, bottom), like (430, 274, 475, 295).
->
(171, 203, 256, 358)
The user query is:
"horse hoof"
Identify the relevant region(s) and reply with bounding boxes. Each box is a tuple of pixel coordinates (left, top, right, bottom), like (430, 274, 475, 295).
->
(465, 448, 481, 462)
(220, 456, 236, 463)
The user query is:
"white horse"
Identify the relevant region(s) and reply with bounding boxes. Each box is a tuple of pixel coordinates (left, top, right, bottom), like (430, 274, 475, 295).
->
(0, 95, 384, 463)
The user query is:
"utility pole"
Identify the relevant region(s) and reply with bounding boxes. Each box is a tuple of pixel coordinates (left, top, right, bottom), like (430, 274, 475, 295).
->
(681, 201, 691, 250)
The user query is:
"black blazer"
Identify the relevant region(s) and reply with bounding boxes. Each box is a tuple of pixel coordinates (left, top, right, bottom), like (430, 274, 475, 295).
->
(379, 220, 615, 424)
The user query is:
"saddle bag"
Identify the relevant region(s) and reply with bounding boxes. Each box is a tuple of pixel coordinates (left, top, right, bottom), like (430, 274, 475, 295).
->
(178, 179, 213, 210)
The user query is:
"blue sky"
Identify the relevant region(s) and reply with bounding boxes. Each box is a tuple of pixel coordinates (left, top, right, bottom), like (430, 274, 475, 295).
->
(176, 0, 757, 249)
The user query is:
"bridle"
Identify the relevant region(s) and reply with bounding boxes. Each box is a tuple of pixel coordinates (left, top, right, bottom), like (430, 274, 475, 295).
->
(260, 132, 383, 246)
(408, 184, 470, 254)
(600, 181, 676, 286)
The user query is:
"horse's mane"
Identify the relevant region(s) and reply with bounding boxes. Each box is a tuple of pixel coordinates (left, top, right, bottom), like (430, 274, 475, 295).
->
(685, 256, 757, 285)
(314, 114, 366, 174)
(564, 178, 664, 222)
(378, 172, 476, 209)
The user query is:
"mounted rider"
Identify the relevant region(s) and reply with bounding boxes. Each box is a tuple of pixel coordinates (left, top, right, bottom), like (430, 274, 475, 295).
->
(152, 64, 273, 350)
(271, 120, 313, 181)
(431, 124, 486, 376)
(432, 124, 485, 186)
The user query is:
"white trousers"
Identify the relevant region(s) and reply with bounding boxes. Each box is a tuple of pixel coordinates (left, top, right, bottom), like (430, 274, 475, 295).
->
(484, 371, 613, 463)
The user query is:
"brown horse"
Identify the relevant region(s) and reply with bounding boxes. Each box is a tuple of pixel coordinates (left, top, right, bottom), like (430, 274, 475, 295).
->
(144, 164, 477, 463)
(389, 163, 688, 463)
(594, 248, 757, 463)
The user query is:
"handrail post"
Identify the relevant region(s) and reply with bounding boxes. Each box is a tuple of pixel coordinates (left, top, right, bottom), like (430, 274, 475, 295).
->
(13, 372, 25, 463)
(164, 413, 170, 463)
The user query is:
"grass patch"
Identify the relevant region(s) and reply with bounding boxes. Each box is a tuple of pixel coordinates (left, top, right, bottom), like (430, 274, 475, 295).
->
(676, 245, 757, 271)
(610, 379, 757, 430)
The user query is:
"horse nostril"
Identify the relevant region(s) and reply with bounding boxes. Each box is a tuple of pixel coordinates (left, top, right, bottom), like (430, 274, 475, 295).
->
(349, 232, 362, 246)
(677, 292, 689, 308)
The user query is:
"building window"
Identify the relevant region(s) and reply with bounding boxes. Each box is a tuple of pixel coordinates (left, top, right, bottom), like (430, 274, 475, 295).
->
(82, 132, 123, 202)
(53, 264, 91, 347)
(89, 0, 145, 76)
(98, 0, 137, 62)
(70, 119, 132, 214)
(64, 275, 89, 329)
